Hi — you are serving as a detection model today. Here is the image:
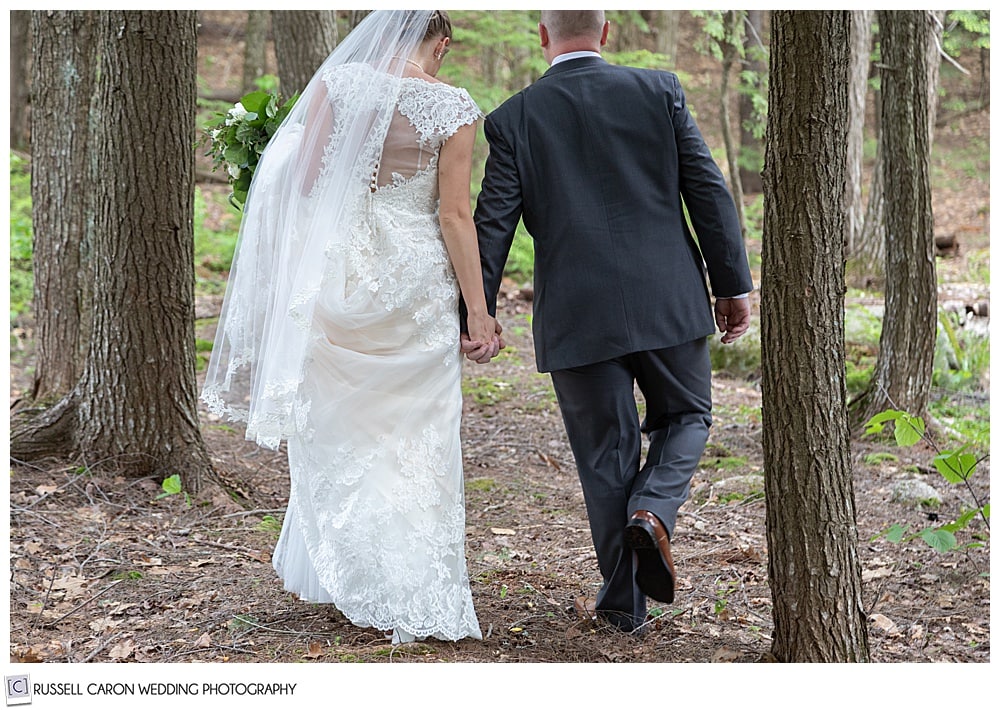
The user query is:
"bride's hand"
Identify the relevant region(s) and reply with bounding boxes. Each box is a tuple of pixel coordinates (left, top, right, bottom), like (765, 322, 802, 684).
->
(463, 313, 501, 363)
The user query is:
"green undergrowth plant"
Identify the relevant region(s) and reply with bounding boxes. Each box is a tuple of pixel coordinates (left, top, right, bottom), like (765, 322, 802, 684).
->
(9, 153, 33, 324)
(864, 409, 989, 554)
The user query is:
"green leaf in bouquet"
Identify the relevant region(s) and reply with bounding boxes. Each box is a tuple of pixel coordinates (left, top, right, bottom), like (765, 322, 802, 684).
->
(234, 170, 252, 192)
(240, 90, 271, 116)
(275, 94, 299, 121)
(235, 121, 259, 144)
(230, 188, 248, 209)
(224, 144, 249, 166)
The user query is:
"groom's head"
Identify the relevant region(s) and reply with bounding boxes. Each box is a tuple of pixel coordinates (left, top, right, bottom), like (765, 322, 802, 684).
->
(538, 10, 609, 64)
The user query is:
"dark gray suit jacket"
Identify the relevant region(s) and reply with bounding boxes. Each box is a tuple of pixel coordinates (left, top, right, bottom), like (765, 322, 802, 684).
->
(473, 56, 753, 373)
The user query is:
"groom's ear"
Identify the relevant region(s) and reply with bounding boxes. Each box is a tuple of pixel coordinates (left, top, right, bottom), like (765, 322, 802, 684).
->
(600, 21, 610, 47)
(538, 23, 549, 48)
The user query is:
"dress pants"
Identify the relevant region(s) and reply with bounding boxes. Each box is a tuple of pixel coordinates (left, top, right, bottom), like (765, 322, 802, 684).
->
(550, 338, 712, 632)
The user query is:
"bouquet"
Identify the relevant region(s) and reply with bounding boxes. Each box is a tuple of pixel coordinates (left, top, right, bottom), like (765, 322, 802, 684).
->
(203, 90, 299, 208)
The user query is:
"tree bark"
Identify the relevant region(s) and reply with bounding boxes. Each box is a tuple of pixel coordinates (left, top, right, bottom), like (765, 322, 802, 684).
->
(853, 11, 942, 284)
(925, 10, 946, 144)
(272, 10, 338, 96)
(242, 10, 270, 93)
(762, 10, 870, 663)
(10, 10, 32, 152)
(27, 10, 98, 403)
(11, 10, 218, 495)
(852, 10, 937, 427)
(346, 11, 371, 34)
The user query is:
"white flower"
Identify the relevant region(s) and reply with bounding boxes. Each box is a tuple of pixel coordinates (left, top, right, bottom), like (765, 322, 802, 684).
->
(227, 163, 242, 179)
(225, 102, 247, 126)
(211, 128, 221, 140)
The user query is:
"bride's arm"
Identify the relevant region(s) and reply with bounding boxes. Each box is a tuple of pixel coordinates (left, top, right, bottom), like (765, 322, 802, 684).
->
(438, 122, 496, 350)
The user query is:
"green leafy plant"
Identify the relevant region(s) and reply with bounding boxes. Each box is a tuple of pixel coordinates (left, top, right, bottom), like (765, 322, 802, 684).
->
(202, 89, 299, 208)
(156, 474, 191, 506)
(864, 410, 989, 553)
(256, 514, 283, 534)
(9, 153, 33, 324)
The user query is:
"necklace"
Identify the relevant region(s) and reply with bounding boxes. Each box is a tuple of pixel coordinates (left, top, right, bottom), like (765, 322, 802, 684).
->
(393, 57, 426, 73)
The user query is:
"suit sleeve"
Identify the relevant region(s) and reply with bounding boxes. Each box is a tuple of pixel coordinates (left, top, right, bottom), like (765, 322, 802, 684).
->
(472, 112, 524, 318)
(669, 74, 754, 298)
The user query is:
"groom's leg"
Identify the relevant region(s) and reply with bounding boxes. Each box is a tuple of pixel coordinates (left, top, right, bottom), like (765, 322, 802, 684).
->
(550, 358, 646, 631)
(629, 338, 713, 538)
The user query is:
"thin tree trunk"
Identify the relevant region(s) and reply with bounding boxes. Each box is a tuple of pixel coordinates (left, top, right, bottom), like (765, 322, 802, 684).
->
(845, 10, 872, 257)
(925, 10, 946, 144)
(10, 10, 32, 152)
(242, 10, 269, 93)
(720, 11, 746, 238)
(649, 10, 681, 65)
(852, 10, 937, 427)
(346, 10, 371, 34)
(738, 10, 765, 194)
(853, 11, 941, 285)
(272, 10, 338, 96)
(27, 10, 98, 403)
(762, 10, 870, 663)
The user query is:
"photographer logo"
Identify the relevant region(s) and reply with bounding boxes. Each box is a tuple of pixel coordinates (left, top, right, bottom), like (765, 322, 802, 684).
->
(5, 676, 31, 706)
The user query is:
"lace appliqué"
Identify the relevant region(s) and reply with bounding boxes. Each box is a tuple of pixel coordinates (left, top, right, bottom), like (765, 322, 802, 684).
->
(280, 419, 480, 641)
(396, 79, 483, 147)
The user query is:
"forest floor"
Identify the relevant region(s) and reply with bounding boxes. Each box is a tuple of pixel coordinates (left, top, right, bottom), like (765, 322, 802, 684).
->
(7, 12, 990, 672)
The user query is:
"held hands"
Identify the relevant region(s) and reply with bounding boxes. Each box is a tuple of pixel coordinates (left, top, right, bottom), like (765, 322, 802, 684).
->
(461, 317, 505, 364)
(714, 297, 751, 344)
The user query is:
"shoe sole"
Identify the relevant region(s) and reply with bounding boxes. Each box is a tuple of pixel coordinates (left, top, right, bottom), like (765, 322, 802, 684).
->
(625, 520, 675, 604)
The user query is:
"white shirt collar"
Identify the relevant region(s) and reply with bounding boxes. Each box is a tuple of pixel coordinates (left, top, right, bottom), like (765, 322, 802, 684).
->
(551, 50, 602, 66)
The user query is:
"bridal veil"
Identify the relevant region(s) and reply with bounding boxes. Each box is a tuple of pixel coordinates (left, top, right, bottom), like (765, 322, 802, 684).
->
(201, 10, 440, 449)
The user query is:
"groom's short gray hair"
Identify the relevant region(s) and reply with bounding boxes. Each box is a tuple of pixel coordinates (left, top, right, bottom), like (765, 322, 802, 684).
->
(540, 10, 606, 42)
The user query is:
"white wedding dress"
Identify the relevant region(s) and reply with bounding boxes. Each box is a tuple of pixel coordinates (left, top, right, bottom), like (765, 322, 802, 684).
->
(269, 66, 483, 642)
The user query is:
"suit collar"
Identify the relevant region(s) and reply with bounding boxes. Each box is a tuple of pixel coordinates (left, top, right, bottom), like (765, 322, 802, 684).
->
(540, 55, 607, 78)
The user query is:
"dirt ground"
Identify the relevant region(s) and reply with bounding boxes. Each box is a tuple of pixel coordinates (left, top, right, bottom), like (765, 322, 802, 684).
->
(7, 11, 990, 670)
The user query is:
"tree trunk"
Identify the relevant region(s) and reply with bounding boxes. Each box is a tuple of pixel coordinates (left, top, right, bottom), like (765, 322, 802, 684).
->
(852, 10, 937, 427)
(11, 10, 218, 495)
(845, 10, 872, 258)
(925, 10, 946, 144)
(27, 10, 98, 403)
(346, 10, 371, 34)
(762, 10, 870, 663)
(852, 11, 942, 285)
(242, 10, 269, 93)
(10, 10, 32, 152)
(738, 10, 766, 194)
(272, 10, 338, 96)
(648, 10, 682, 66)
(719, 11, 746, 238)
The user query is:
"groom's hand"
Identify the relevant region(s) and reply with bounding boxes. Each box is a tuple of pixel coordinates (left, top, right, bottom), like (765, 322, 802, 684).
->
(714, 297, 751, 344)
(461, 322, 505, 364)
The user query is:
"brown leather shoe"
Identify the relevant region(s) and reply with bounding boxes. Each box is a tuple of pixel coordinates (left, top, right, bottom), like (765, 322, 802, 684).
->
(625, 510, 676, 603)
(573, 596, 597, 621)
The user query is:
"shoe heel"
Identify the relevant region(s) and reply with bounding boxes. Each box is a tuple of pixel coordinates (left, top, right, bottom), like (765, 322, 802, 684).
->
(625, 518, 656, 550)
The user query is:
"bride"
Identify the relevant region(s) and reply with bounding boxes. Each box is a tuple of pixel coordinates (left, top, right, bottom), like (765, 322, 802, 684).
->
(202, 10, 499, 644)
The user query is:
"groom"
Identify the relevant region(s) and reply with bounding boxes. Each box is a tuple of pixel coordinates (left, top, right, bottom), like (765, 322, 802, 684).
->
(466, 10, 753, 632)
